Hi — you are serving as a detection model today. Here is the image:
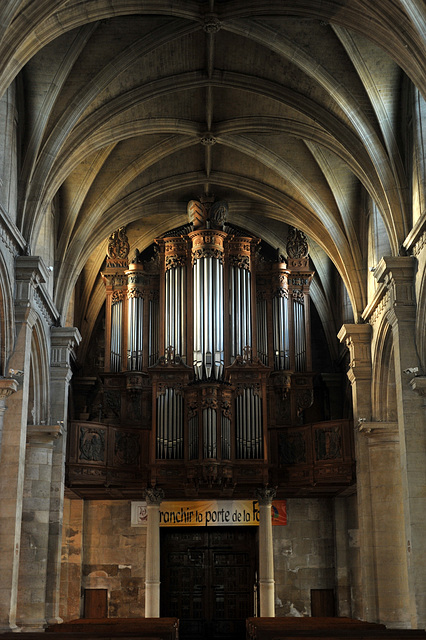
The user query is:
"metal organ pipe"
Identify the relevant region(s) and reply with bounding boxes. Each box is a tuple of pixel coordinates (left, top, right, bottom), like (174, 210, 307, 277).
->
(229, 254, 252, 362)
(235, 387, 263, 460)
(156, 388, 184, 460)
(165, 264, 186, 358)
(257, 297, 268, 365)
(110, 296, 122, 371)
(294, 296, 306, 371)
(191, 231, 225, 381)
(273, 293, 289, 370)
(127, 293, 143, 371)
(149, 296, 159, 365)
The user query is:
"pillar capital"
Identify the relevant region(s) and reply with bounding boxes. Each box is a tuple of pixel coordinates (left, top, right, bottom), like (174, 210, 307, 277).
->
(145, 487, 165, 506)
(357, 421, 399, 445)
(255, 485, 276, 505)
(0, 377, 19, 402)
(409, 376, 426, 397)
(15, 256, 59, 326)
(51, 327, 81, 366)
(26, 424, 62, 446)
(338, 324, 372, 382)
(374, 256, 416, 324)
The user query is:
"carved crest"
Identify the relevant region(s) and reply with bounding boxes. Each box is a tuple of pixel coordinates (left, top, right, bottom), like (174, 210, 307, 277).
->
(286, 227, 309, 259)
(107, 227, 130, 260)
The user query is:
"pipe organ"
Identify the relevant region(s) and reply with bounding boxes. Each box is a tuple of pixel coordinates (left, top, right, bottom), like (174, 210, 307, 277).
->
(77, 199, 326, 495)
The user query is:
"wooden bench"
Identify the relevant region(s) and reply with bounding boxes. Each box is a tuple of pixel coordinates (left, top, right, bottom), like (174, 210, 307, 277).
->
(45, 618, 179, 640)
(246, 618, 426, 640)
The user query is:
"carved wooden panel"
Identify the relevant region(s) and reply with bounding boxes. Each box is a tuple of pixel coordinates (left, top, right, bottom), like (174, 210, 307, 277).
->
(66, 421, 147, 491)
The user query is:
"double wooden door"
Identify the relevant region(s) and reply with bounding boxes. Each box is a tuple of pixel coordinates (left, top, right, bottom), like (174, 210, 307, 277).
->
(160, 527, 257, 640)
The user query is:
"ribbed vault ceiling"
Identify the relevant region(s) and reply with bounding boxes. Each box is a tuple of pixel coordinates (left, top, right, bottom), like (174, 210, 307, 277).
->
(2, 0, 425, 346)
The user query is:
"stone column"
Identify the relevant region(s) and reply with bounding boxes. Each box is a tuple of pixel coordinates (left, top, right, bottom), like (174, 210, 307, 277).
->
(333, 497, 352, 617)
(145, 487, 164, 617)
(256, 486, 276, 617)
(338, 324, 377, 622)
(0, 256, 57, 631)
(0, 308, 37, 631)
(375, 257, 426, 628)
(17, 424, 62, 630)
(358, 421, 411, 627)
(0, 379, 19, 452)
(45, 327, 81, 625)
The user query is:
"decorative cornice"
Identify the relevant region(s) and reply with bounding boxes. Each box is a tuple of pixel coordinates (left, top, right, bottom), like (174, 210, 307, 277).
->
(15, 256, 59, 326)
(403, 212, 425, 255)
(0, 205, 26, 257)
(357, 420, 399, 444)
(27, 423, 62, 446)
(362, 282, 389, 326)
(409, 376, 426, 397)
(0, 377, 19, 401)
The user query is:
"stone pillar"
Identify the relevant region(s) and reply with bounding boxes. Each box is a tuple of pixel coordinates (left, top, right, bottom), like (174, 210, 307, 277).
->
(256, 486, 276, 617)
(358, 421, 411, 627)
(60, 498, 84, 621)
(17, 424, 62, 630)
(45, 327, 81, 625)
(145, 487, 164, 617)
(0, 256, 57, 631)
(333, 498, 352, 617)
(0, 379, 19, 452)
(375, 257, 426, 628)
(338, 324, 377, 622)
(0, 308, 37, 631)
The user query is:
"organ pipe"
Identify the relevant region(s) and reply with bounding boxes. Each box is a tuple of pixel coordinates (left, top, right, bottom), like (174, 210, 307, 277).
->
(273, 292, 290, 370)
(229, 265, 252, 360)
(149, 295, 159, 365)
(256, 296, 268, 365)
(165, 264, 186, 359)
(203, 406, 217, 458)
(127, 293, 143, 370)
(294, 295, 306, 371)
(190, 230, 225, 381)
(235, 387, 263, 459)
(110, 293, 122, 371)
(156, 388, 184, 459)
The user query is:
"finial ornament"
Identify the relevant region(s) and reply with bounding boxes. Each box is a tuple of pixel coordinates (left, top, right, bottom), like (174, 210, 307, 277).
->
(187, 198, 228, 229)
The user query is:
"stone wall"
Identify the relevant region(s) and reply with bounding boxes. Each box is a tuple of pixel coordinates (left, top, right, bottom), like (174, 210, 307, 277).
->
(273, 498, 336, 617)
(60, 497, 355, 620)
(61, 499, 146, 620)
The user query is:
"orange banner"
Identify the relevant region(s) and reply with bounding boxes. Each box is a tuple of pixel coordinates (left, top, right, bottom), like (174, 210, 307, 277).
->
(131, 499, 286, 527)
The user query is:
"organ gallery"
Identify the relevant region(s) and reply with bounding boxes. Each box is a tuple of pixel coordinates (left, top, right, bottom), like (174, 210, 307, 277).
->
(67, 199, 354, 500)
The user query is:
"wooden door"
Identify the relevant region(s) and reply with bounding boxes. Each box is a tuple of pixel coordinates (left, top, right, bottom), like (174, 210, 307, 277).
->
(310, 588, 335, 617)
(161, 527, 257, 640)
(83, 588, 108, 618)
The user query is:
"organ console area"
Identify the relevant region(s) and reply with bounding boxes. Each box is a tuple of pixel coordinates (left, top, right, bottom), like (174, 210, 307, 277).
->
(67, 198, 355, 498)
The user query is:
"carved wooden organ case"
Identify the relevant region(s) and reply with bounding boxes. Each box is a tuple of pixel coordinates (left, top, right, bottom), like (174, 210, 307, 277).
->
(67, 200, 355, 498)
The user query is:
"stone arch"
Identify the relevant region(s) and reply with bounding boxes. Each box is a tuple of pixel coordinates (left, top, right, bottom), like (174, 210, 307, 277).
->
(415, 252, 426, 372)
(372, 316, 398, 422)
(0, 250, 15, 376)
(27, 320, 50, 426)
